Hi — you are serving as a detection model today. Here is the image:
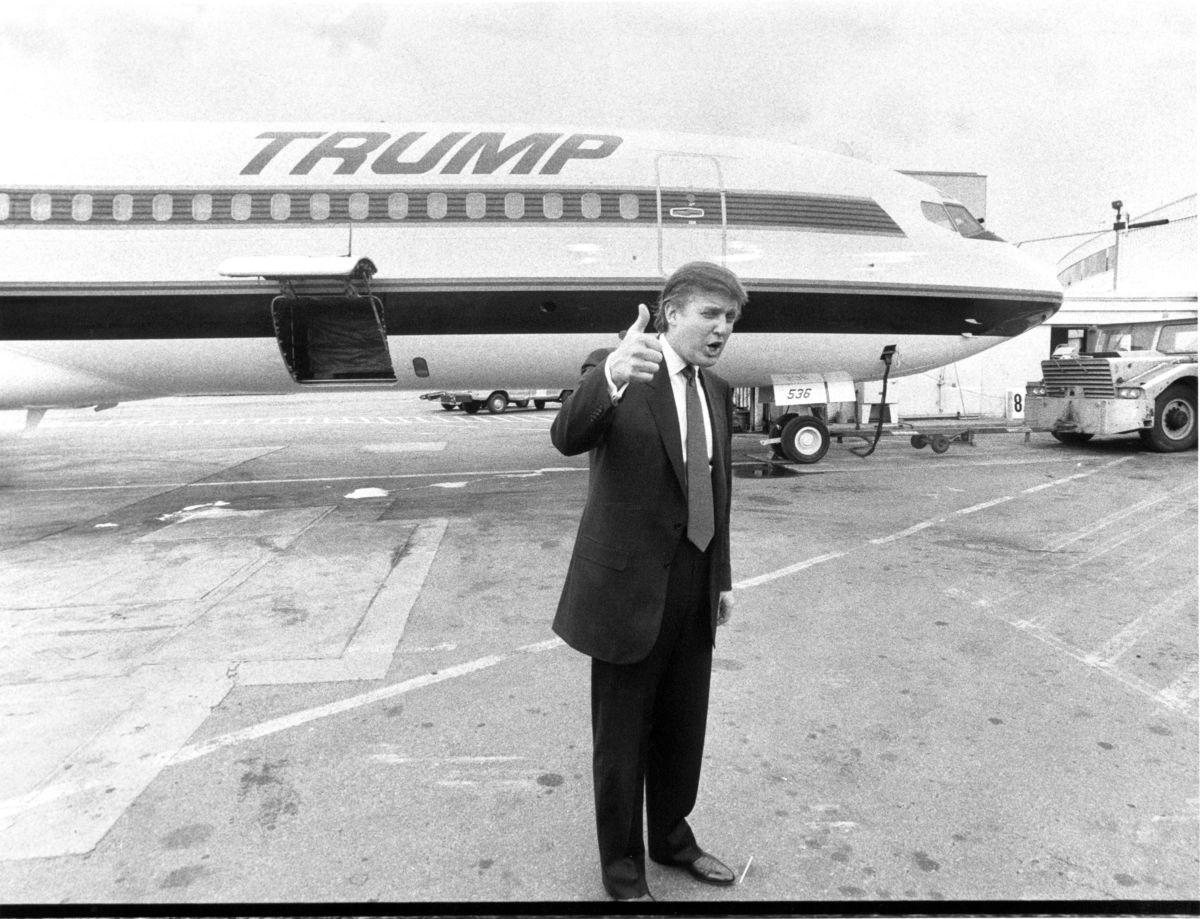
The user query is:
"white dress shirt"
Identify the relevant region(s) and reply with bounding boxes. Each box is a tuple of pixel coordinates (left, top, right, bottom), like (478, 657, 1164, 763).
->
(605, 336, 712, 464)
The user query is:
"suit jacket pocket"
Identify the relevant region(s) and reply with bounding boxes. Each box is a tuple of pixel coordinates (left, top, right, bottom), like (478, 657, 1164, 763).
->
(574, 534, 630, 571)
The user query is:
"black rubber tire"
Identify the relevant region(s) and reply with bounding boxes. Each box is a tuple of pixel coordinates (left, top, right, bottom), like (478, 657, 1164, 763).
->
(462, 401, 482, 414)
(910, 434, 928, 449)
(930, 434, 951, 454)
(486, 392, 508, 414)
(1139, 383, 1197, 452)
(533, 400, 546, 410)
(780, 415, 830, 464)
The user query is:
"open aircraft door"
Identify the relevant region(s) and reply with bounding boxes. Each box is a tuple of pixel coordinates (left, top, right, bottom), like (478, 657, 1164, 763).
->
(656, 153, 727, 275)
(219, 256, 397, 385)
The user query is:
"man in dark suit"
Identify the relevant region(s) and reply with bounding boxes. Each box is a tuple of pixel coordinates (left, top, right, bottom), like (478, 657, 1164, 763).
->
(551, 261, 747, 901)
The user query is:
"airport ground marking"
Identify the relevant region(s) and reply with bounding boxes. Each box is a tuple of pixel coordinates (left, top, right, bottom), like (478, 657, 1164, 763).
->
(1059, 499, 1197, 571)
(734, 551, 847, 589)
(0, 638, 567, 831)
(11, 465, 590, 494)
(734, 456, 1162, 592)
(1043, 490, 1172, 552)
(171, 637, 565, 765)
(949, 586, 1193, 717)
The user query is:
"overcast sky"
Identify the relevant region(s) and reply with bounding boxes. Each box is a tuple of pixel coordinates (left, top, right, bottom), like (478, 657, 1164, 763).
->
(1, 0, 1194, 257)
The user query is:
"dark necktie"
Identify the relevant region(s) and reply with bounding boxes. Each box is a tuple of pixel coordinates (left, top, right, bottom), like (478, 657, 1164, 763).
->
(683, 365, 714, 552)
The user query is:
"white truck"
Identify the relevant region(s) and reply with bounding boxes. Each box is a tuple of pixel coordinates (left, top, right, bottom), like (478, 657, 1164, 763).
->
(1025, 318, 1197, 452)
(419, 388, 569, 414)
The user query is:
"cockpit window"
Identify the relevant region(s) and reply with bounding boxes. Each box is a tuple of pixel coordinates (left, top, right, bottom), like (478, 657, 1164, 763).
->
(920, 201, 957, 233)
(944, 203, 987, 238)
(1158, 323, 1198, 355)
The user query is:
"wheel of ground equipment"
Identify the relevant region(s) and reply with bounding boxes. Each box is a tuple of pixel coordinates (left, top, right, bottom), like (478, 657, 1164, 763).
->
(534, 400, 546, 410)
(930, 434, 951, 454)
(780, 415, 831, 464)
(1139, 383, 1198, 452)
(910, 434, 929, 449)
(462, 401, 482, 414)
(486, 392, 508, 414)
(1051, 431, 1094, 445)
(515, 400, 529, 408)
(441, 402, 456, 411)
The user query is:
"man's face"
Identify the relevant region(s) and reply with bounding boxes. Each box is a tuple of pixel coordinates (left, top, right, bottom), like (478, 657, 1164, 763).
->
(662, 292, 739, 369)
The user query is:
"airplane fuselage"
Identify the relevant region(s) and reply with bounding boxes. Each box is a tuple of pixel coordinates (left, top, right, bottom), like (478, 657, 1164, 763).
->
(0, 124, 1063, 409)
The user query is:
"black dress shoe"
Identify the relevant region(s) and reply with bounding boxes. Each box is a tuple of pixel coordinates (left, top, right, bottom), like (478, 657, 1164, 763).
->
(673, 851, 735, 886)
(612, 891, 656, 902)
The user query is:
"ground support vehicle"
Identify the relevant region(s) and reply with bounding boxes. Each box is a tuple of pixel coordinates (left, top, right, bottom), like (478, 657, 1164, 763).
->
(758, 417, 1030, 464)
(419, 388, 568, 414)
(748, 354, 1028, 464)
(1025, 319, 1197, 452)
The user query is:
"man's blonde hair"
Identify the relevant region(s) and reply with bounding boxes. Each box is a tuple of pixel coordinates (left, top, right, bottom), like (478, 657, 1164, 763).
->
(654, 261, 748, 332)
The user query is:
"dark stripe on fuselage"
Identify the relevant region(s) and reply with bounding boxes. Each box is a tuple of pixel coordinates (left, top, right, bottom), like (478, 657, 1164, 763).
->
(0, 188, 904, 235)
(0, 288, 1054, 340)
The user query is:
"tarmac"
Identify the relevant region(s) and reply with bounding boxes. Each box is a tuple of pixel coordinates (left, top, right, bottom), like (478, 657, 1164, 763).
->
(0, 391, 1196, 907)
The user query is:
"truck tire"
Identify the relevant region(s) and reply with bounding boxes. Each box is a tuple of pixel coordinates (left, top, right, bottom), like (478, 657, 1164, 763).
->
(780, 415, 830, 464)
(486, 392, 508, 414)
(1051, 431, 1094, 445)
(1139, 383, 1197, 452)
(533, 400, 546, 410)
(462, 401, 481, 414)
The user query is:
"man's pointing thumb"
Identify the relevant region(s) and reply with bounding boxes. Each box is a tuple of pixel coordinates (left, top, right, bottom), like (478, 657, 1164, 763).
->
(629, 302, 651, 334)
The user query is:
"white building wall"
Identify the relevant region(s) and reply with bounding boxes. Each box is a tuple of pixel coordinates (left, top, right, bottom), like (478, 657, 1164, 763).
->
(877, 326, 1050, 420)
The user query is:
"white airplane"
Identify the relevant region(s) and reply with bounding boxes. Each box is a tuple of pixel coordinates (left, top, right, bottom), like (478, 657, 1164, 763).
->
(0, 123, 1061, 436)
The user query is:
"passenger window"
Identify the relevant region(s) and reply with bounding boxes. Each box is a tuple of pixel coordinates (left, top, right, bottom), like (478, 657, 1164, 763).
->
(920, 201, 956, 233)
(466, 192, 487, 219)
(152, 194, 173, 222)
(231, 194, 252, 221)
(112, 194, 133, 222)
(349, 193, 370, 220)
(0, 193, 9, 220)
(32, 193, 53, 222)
(581, 193, 602, 219)
(504, 193, 524, 219)
(543, 193, 563, 219)
(310, 193, 331, 221)
(427, 193, 448, 219)
(192, 194, 213, 221)
(619, 193, 639, 220)
(388, 193, 408, 220)
(271, 194, 291, 221)
(72, 194, 93, 222)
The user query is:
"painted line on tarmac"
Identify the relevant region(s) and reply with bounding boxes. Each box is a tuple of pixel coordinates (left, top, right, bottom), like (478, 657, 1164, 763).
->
(0, 638, 566, 831)
(955, 495, 1015, 515)
(734, 552, 846, 589)
(169, 637, 566, 767)
(1084, 582, 1198, 667)
(730, 453, 1115, 476)
(736, 456, 1138, 587)
(11, 466, 589, 494)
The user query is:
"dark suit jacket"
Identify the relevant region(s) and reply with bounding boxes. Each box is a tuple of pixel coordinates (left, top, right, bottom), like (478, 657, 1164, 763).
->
(551, 350, 734, 665)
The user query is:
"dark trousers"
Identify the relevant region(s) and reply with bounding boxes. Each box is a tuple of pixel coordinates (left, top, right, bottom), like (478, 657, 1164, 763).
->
(590, 537, 713, 896)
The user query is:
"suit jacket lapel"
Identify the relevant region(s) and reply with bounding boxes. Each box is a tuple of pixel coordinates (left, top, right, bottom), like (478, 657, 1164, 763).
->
(647, 360, 686, 493)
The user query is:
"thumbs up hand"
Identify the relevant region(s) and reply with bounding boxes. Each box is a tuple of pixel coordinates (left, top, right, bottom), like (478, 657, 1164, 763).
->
(607, 304, 663, 388)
